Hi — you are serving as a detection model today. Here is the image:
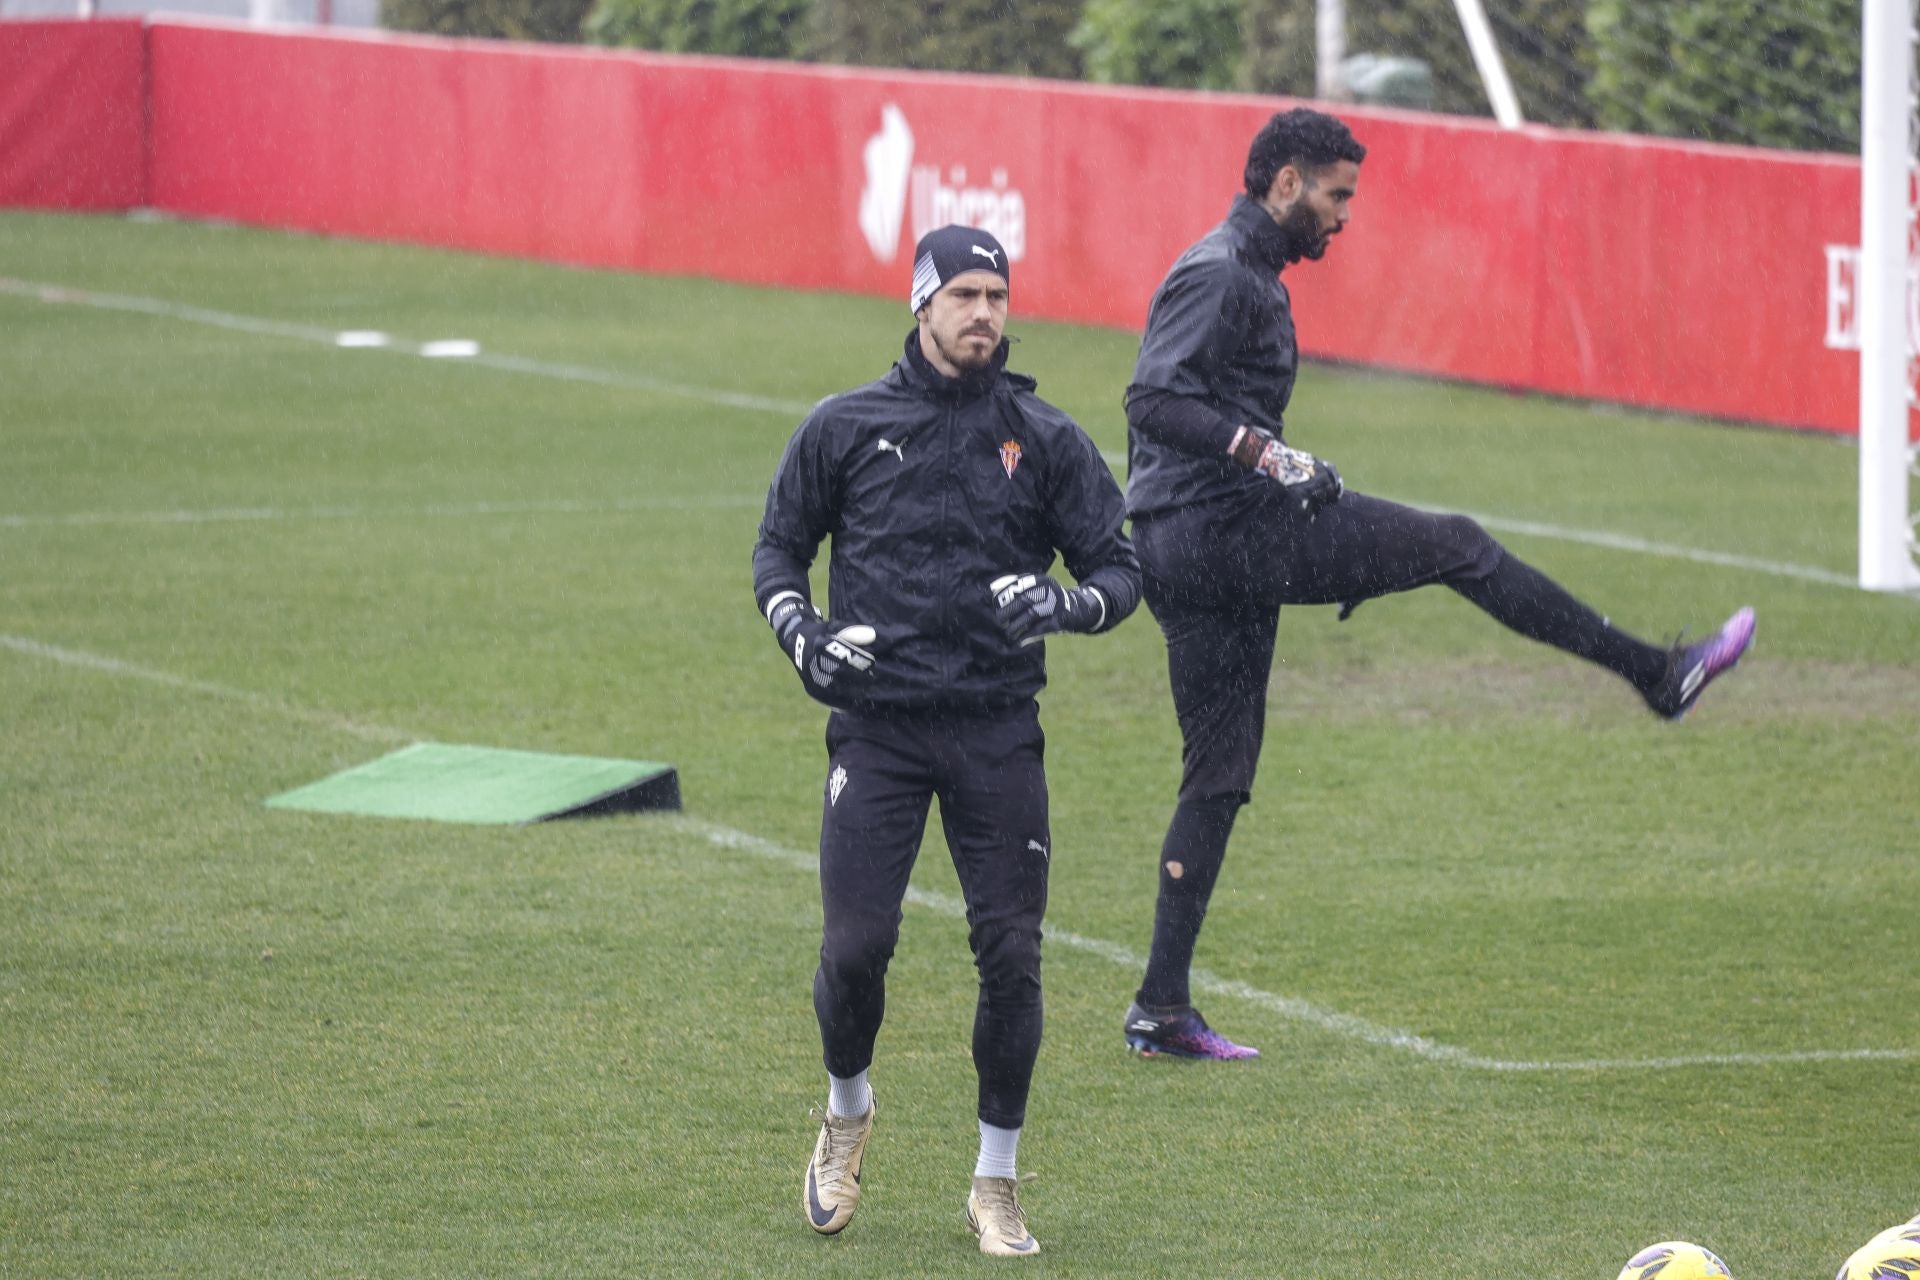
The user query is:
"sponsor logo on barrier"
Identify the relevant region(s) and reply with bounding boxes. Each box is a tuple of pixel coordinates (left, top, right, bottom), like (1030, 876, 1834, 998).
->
(1823, 243, 1920, 353)
(912, 164, 1026, 264)
(860, 105, 915, 263)
(860, 104, 1028, 265)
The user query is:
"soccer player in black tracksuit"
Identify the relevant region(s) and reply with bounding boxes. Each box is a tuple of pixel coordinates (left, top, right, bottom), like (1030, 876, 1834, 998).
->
(1119, 107, 1757, 1061)
(753, 225, 1141, 1257)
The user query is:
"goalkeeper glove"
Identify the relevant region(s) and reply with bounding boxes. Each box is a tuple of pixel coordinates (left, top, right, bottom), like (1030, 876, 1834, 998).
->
(1229, 425, 1342, 518)
(765, 591, 877, 699)
(989, 573, 1107, 646)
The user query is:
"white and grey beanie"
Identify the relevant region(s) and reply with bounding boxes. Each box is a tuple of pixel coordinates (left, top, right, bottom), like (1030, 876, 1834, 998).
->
(909, 225, 1011, 314)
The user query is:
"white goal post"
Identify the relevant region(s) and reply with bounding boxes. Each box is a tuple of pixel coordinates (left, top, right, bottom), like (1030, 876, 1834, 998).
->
(1857, 0, 1920, 591)
(1320, 0, 1918, 592)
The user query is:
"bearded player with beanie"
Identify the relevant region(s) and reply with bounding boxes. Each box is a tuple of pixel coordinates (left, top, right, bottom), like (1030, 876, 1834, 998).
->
(753, 224, 1141, 1256)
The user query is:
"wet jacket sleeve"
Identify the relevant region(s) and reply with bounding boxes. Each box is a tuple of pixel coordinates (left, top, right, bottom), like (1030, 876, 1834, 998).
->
(1125, 257, 1248, 458)
(751, 411, 837, 619)
(1124, 386, 1239, 458)
(1044, 423, 1142, 631)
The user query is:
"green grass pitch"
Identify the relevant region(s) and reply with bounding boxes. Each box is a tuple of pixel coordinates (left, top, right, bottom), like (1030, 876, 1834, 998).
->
(2, 209, 1915, 1278)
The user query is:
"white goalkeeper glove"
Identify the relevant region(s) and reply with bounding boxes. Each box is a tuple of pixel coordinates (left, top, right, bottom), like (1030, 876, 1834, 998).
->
(1229, 425, 1342, 518)
(765, 591, 877, 700)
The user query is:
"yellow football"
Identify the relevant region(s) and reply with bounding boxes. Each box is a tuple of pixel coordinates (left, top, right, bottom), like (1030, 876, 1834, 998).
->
(1616, 1241, 1735, 1280)
(1834, 1217, 1920, 1280)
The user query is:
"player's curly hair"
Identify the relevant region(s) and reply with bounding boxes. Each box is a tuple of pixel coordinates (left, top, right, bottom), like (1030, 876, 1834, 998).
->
(1243, 108, 1367, 197)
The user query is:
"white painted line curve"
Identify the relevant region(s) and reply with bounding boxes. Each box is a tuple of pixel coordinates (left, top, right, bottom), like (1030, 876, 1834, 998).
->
(4, 274, 1902, 596)
(9, 630, 1896, 1076)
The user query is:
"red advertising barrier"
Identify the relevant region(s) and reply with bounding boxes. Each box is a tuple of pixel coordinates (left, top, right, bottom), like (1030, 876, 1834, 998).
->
(1528, 133, 1865, 432)
(150, 25, 652, 269)
(0, 20, 147, 209)
(2, 20, 1881, 436)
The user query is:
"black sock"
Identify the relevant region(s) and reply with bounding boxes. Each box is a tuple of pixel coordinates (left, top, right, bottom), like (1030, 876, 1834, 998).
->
(1451, 552, 1669, 693)
(1136, 796, 1241, 1010)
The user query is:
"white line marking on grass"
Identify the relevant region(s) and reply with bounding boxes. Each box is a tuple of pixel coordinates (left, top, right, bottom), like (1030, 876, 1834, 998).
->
(1, 277, 342, 343)
(1095, 448, 1866, 592)
(1476, 1047, 1920, 1072)
(470, 351, 813, 415)
(678, 817, 1918, 1074)
(419, 339, 480, 359)
(0, 494, 763, 529)
(11, 627, 1901, 1072)
(0, 486, 1887, 600)
(3, 625, 1910, 1072)
(0, 276, 815, 417)
(0, 634, 414, 744)
(1423, 506, 1862, 590)
(4, 274, 1895, 593)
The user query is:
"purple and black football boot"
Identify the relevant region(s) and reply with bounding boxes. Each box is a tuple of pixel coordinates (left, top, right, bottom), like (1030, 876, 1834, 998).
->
(1646, 606, 1756, 720)
(1123, 1002, 1260, 1060)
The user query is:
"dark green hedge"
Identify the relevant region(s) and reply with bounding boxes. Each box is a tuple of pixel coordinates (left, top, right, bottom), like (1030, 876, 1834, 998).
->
(381, 0, 594, 42)
(1071, 0, 1241, 90)
(804, 0, 1084, 79)
(382, 0, 1865, 153)
(582, 0, 809, 56)
(1586, 0, 1860, 151)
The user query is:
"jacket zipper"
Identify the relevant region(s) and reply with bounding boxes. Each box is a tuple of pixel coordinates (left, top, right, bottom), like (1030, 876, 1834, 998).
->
(939, 399, 956, 697)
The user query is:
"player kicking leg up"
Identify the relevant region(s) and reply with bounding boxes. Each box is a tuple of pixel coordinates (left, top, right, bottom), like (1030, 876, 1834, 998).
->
(1123, 485, 1755, 1061)
(1117, 106, 1753, 1061)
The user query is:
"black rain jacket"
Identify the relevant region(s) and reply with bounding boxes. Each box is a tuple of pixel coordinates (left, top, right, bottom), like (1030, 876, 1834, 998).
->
(1124, 194, 1301, 519)
(753, 331, 1141, 715)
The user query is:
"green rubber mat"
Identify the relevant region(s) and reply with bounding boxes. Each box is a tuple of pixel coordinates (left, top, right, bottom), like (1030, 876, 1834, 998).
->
(263, 742, 680, 825)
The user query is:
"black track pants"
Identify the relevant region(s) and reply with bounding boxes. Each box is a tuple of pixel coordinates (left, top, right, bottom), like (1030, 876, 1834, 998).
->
(1134, 487, 1505, 802)
(1130, 486, 1668, 1007)
(812, 703, 1051, 1130)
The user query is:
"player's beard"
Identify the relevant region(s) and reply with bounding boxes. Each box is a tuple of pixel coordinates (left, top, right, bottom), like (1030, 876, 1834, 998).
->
(1278, 199, 1333, 263)
(933, 325, 1000, 373)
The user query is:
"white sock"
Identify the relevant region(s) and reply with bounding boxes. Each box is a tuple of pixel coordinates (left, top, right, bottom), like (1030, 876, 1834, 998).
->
(974, 1121, 1020, 1179)
(827, 1070, 871, 1119)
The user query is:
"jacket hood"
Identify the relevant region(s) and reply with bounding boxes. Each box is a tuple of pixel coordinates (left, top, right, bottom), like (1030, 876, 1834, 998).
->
(1229, 193, 1296, 276)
